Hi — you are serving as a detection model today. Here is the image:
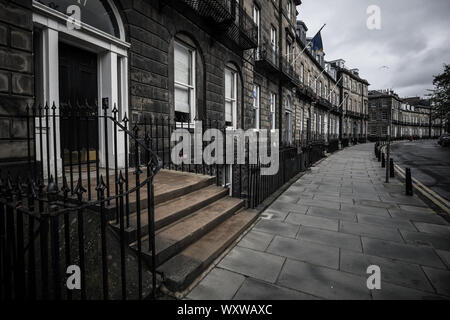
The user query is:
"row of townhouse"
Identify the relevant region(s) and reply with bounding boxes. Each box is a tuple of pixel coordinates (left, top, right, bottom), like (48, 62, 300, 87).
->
(368, 90, 444, 140)
(0, 0, 370, 176)
(0, 0, 373, 299)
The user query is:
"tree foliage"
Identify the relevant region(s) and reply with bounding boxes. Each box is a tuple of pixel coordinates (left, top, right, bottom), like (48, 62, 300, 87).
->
(429, 64, 450, 131)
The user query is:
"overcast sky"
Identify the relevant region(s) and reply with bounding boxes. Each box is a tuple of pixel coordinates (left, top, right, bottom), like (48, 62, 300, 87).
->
(297, 0, 450, 98)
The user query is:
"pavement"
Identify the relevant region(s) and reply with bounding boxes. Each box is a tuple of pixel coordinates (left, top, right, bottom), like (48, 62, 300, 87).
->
(391, 139, 450, 202)
(186, 143, 450, 300)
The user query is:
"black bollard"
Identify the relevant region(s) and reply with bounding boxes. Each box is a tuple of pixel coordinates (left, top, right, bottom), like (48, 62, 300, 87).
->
(405, 167, 413, 196)
(381, 154, 385, 168)
(377, 149, 381, 162)
(390, 159, 395, 178)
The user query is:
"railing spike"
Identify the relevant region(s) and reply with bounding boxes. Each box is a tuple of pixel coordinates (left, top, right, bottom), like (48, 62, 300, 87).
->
(96, 175, 108, 193)
(15, 175, 24, 195)
(6, 173, 13, 194)
(27, 178, 36, 200)
(122, 112, 128, 123)
(47, 175, 59, 195)
(112, 103, 118, 114)
(61, 175, 70, 197)
(44, 101, 49, 110)
(132, 123, 139, 135)
(118, 170, 125, 186)
(51, 101, 57, 110)
(74, 178, 87, 196)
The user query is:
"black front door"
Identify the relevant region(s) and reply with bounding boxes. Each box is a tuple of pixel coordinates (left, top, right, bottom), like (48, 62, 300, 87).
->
(59, 42, 98, 164)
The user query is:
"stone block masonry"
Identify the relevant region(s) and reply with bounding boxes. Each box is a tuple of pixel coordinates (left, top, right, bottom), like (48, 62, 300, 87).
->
(0, 0, 34, 167)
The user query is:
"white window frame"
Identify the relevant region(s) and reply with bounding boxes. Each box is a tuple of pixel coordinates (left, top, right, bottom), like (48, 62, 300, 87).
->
(253, 5, 261, 58)
(300, 64, 304, 83)
(286, 40, 292, 64)
(287, 0, 292, 18)
(32, 0, 130, 177)
(285, 96, 292, 144)
(225, 67, 237, 129)
(270, 26, 277, 64)
(270, 92, 276, 131)
(174, 40, 196, 124)
(253, 84, 260, 130)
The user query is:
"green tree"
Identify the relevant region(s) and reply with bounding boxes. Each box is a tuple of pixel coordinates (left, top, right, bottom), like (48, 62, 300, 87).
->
(429, 64, 450, 132)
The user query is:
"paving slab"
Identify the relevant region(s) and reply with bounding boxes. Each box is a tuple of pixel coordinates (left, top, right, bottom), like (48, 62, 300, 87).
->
(237, 230, 274, 252)
(233, 278, 319, 300)
(277, 259, 371, 300)
(339, 220, 404, 243)
(267, 201, 308, 214)
(285, 212, 339, 231)
(253, 219, 299, 238)
(413, 222, 450, 238)
(356, 213, 417, 231)
(218, 246, 285, 283)
(297, 226, 362, 252)
(340, 250, 434, 292)
(371, 281, 447, 300)
(266, 236, 339, 269)
(297, 199, 341, 210)
(400, 230, 450, 251)
(398, 204, 435, 213)
(361, 237, 446, 269)
(341, 204, 390, 217)
(260, 209, 290, 222)
(388, 209, 449, 225)
(188, 143, 448, 300)
(187, 268, 245, 300)
(436, 250, 450, 269)
(422, 267, 450, 297)
(307, 206, 357, 222)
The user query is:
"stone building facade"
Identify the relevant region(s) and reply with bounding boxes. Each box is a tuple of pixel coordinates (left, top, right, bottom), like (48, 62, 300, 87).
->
(0, 0, 34, 174)
(329, 59, 369, 144)
(368, 90, 442, 140)
(0, 0, 370, 178)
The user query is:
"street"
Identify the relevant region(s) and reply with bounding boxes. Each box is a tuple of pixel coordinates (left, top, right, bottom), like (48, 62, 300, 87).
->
(187, 143, 450, 300)
(391, 140, 450, 201)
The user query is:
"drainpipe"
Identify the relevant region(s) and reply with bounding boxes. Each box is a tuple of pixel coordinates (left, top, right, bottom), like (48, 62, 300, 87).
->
(278, 0, 283, 147)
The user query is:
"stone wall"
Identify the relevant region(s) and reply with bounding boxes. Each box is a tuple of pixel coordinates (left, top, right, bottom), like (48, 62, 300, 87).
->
(0, 0, 34, 171)
(117, 0, 250, 129)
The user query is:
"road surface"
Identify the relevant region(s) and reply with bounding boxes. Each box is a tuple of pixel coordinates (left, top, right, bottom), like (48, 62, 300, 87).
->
(391, 139, 450, 201)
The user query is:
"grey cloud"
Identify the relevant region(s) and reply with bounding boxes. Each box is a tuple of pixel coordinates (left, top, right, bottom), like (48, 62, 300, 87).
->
(298, 0, 450, 97)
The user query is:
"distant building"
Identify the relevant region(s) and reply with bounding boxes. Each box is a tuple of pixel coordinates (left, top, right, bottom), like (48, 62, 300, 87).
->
(329, 59, 370, 145)
(368, 90, 442, 140)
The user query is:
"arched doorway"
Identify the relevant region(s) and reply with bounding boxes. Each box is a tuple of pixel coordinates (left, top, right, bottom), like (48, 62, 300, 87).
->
(33, 0, 129, 178)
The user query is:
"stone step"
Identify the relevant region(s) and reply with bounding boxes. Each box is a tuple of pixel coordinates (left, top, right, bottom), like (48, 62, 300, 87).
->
(72, 169, 216, 218)
(133, 197, 245, 267)
(158, 209, 259, 292)
(110, 185, 229, 243)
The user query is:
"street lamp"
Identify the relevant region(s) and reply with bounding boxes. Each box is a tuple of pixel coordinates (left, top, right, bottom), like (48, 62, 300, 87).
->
(386, 103, 392, 183)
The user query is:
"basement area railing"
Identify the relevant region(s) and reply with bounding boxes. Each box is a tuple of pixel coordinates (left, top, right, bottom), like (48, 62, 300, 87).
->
(0, 102, 162, 300)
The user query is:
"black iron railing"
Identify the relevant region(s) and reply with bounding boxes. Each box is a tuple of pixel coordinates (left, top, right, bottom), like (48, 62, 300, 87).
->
(0, 102, 162, 300)
(179, 0, 258, 49)
(281, 57, 300, 86)
(255, 42, 279, 71)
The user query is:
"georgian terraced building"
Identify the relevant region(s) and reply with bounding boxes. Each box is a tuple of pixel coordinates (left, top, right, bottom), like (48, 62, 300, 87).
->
(368, 90, 443, 140)
(0, 0, 372, 175)
(0, 0, 373, 299)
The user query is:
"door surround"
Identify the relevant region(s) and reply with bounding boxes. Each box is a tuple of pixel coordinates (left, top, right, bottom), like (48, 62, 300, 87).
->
(32, 0, 130, 178)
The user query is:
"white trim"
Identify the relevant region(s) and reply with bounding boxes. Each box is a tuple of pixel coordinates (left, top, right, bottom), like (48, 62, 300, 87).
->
(225, 67, 237, 129)
(174, 41, 196, 123)
(33, 0, 129, 173)
(33, 1, 130, 54)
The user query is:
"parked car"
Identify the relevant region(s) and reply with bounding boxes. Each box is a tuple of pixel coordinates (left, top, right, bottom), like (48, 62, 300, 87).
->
(438, 133, 450, 147)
